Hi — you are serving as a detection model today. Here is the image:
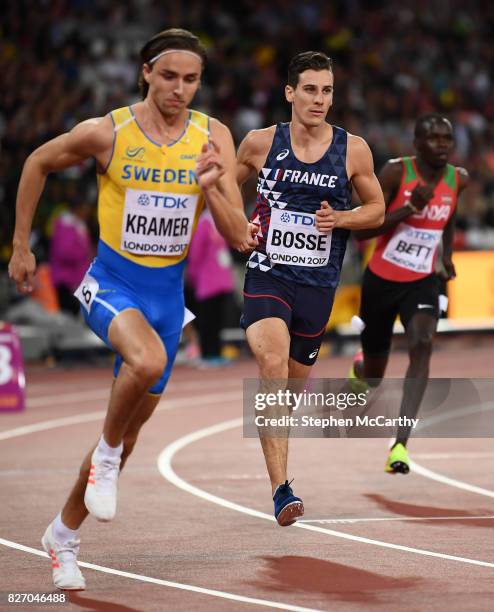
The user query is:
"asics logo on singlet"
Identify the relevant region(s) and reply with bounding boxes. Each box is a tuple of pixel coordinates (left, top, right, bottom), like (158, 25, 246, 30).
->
(135, 193, 188, 208)
(276, 149, 290, 160)
(309, 349, 319, 359)
(125, 146, 146, 161)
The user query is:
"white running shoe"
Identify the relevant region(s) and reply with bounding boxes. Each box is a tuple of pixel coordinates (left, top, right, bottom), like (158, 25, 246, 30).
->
(41, 523, 86, 590)
(84, 449, 120, 522)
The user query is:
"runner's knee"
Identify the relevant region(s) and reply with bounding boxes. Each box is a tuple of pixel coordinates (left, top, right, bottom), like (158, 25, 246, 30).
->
(258, 351, 288, 379)
(128, 349, 166, 386)
(409, 333, 433, 358)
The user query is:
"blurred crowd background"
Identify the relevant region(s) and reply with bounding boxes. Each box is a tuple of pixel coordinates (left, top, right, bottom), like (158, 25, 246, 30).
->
(1, 0, 493, 339)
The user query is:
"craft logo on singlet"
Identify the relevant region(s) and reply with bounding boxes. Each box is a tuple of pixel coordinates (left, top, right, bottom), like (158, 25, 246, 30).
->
(124, 146, 146, 161)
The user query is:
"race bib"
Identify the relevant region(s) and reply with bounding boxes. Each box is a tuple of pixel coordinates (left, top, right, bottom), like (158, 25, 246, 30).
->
(382, 223, 442, 274)
(121, 188, 198, 256)
(74, 273, 99, 313)
(266, 208, 331, 267)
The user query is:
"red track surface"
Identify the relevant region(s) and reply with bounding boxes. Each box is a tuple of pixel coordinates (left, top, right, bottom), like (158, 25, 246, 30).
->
(1, 342, 493, 611)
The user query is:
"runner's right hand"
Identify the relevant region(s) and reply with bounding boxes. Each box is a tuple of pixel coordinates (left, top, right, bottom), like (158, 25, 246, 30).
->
(316, 201, 338, 233)
(8, 247, 36, 294)
(410, 183, 434, 211)
(237, 223, 259, 254)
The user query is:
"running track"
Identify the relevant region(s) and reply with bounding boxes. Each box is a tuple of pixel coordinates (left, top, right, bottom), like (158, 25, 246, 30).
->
(1, 341, 493, 611)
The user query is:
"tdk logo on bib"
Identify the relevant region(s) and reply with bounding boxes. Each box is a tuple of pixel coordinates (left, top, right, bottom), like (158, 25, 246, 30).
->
(136, 193, 187, 208)
(276, 149, 289, 160)
(280, 212, 315, 226)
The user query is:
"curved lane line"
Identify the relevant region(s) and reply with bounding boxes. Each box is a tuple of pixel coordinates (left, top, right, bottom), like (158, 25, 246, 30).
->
(410, 460, 494, 498)
(157, 418, 494, 569)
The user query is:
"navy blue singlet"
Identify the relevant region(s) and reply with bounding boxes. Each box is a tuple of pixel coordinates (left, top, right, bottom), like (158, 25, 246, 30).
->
(248, 122, 352, 288)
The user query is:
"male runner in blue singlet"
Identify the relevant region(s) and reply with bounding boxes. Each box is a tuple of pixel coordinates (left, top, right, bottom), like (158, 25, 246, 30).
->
(237, 52, 385, 526)
(9, 29, 255, 589)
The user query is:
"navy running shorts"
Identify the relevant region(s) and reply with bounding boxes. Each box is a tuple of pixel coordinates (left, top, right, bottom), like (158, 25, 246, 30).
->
(242, 267, 335, 365)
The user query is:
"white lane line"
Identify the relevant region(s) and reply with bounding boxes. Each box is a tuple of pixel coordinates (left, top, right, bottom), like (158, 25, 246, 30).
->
(299, 516, 494, 525)
(25, 372, 242, 394)
(0, 391, 241, 441)
(413, 453, 494, 460)
(157, 418, 494, 569)
(26, 377, 241, 408)
(410, 460, 494, 498)
(0, 538, 319, 612)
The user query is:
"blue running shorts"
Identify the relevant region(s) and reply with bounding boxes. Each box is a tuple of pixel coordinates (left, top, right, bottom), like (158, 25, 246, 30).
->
(75, 246, 186, 394)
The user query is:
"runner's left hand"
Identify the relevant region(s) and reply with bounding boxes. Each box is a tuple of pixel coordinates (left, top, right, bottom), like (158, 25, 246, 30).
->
(316, 201, 338, 233)
(441, 258, 456, 280)
(196, 141, 225, 190)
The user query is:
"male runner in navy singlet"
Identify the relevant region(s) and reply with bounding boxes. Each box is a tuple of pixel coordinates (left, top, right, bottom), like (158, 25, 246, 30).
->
(236, 52, 385, 526)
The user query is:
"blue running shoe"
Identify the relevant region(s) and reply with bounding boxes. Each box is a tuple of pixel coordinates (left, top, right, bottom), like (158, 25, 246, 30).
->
(273, 480, 304, 526)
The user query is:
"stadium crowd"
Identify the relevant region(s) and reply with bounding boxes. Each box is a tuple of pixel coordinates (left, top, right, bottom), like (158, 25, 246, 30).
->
(1, 0, 493, 274)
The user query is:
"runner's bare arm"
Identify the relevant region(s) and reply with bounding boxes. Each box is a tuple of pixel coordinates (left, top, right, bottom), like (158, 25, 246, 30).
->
(441, 167, 469, 280)
(9, 116, 113, 293)
(352, 159, 415, 240)
(197, 119, 257, 251)
(236, 127, 275, 186)
(340, 135, 385, 229)
(316, 136, 385, 233)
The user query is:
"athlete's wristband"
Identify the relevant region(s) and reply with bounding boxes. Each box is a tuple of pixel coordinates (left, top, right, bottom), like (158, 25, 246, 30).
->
(404, 201, 419, 214)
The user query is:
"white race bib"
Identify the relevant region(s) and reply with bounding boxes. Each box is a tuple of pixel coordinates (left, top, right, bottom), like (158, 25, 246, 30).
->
(74, 273, 99, 313)
(382, 223, 442, 274)
(121, 188, 198, 256)
(266, 208, 331, 267)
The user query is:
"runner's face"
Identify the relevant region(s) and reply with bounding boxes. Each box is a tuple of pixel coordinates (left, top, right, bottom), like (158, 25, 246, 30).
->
(415, 121, 454, 168)
(286, 69, 333, 127)
(143, 52, 202, 117)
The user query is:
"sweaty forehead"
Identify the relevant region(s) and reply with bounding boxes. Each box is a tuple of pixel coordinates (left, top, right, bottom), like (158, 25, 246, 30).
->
(151, 51, 202, 74)
(297, 69, 333, 87)
(420, 119, 452, 137)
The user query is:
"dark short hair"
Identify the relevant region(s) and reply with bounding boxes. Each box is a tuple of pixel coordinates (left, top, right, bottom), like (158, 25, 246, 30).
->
(139, 28, 207, 98)
(287, 51, 333, 88)
(414, 113, 452, 138)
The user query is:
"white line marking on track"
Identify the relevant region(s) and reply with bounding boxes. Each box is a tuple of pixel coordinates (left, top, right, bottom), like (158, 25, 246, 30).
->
(0, 538, 319, 612)
(299, 516, 494, 525)
(410, 460, 494, 498)
(26, 377, 241, 408)
(157, 418, 494, 569)
(413, 452, 494, 460)
(0, 392, 241, 441)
